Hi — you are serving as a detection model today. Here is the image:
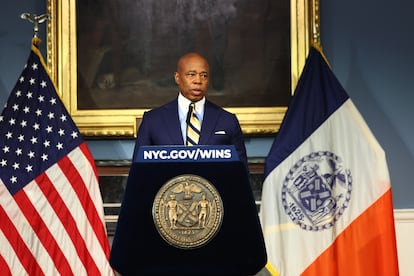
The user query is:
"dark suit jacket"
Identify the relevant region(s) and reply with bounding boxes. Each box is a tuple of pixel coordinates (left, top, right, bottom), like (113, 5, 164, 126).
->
(132, 98, 248, 170)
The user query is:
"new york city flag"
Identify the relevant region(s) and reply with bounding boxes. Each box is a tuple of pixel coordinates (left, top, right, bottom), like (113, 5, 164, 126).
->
(260, 46, 399, 276)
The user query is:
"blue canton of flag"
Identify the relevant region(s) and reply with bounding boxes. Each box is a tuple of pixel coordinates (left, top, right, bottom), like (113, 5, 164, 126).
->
(0, 49, 80, 195)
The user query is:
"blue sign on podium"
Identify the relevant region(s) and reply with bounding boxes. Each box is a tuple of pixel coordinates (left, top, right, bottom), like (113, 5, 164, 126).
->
(135, 145, 240, 163)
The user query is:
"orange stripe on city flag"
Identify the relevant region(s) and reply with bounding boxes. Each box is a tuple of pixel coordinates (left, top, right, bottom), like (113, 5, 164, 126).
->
(302, 188, 399, 275)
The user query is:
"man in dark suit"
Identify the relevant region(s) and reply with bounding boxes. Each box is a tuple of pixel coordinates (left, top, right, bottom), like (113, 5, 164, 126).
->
(132, 52, 248, 169)
(111, 53, 268, 275)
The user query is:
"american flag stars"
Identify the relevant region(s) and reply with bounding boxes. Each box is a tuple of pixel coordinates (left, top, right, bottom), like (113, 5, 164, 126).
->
(0, 57, 81, 194)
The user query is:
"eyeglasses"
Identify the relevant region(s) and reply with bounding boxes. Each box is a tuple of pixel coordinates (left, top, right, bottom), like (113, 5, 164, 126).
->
(185, 72, 209, 80)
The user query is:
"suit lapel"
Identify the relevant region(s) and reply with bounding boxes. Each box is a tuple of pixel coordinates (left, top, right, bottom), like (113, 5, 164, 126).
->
(163, 99, 185, 145)
(199, 101, 219, 144)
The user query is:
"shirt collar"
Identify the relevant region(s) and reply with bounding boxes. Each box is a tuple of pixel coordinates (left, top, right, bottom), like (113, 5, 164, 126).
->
(178, 92, 205, 115)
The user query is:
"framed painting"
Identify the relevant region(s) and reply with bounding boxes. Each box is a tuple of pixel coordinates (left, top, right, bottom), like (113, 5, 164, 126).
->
(46, 0, 320, 137)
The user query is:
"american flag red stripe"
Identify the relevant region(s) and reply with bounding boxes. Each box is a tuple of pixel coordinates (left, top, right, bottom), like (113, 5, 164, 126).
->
(0, 250, 12, 276)
(0, 146, 112, 275)
(13, 184, 74, 275)
(62, 142, 110, 256)
(1, 149, 108, 275)
(52, 153, 104, 273)
(0, 40, 114, 275)
(0, 205, 45, 275)
(39, 164, 99, 274)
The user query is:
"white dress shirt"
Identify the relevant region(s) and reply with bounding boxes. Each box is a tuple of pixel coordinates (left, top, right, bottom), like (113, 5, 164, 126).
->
(177, 92, 205, 144)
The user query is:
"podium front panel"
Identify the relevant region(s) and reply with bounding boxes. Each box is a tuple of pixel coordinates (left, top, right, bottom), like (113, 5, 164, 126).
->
(110, 146, 267, 275)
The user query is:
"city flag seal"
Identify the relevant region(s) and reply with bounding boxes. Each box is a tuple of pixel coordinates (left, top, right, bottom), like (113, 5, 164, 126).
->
(282, 151, 352, 231)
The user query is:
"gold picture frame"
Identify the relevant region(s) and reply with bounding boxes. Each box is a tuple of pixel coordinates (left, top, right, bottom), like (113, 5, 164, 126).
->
(46, 0, 320, 138)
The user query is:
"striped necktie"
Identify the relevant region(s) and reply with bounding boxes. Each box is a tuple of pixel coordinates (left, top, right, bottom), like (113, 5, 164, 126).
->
(186, 102, 201, 146)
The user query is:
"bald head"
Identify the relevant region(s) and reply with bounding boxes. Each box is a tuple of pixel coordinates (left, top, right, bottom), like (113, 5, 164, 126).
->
(176, 52, 209, 72)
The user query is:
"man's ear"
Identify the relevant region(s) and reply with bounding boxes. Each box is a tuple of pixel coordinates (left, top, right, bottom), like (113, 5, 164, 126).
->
(174, 72, 180, 85)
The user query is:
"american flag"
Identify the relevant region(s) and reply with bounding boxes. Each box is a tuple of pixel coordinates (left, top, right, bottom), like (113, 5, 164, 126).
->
(0, 41, 114, 275)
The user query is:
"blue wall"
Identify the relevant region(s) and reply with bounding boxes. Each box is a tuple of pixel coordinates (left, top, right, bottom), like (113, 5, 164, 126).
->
(320, 0, 414, 209)
(1, 1, 413, 208)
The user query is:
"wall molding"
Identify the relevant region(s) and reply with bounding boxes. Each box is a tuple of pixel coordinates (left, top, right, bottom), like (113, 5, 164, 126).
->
(393, 208, 414, 276)
(394, 208, 414, 222)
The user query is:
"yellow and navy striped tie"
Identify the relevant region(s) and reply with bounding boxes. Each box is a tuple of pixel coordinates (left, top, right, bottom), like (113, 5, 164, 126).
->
(186, 102, 201, 146)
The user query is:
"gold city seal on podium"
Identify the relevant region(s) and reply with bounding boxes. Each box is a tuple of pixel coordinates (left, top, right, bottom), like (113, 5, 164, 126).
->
(152, 174, 224, 249)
